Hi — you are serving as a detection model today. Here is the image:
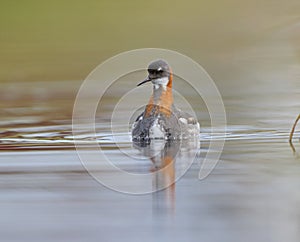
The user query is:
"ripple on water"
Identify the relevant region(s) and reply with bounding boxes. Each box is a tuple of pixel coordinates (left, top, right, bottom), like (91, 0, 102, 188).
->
(0, 120, 295, 151)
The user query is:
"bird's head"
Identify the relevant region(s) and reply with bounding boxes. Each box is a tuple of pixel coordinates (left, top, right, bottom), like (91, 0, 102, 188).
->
(137, 60, 172, 88)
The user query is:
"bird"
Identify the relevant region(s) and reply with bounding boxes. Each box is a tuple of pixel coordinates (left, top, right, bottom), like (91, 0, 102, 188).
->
(131, 59, 200, 142)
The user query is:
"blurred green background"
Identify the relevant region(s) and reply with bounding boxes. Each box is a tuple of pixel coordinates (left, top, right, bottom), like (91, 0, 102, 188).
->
(1, 0, 299, 83)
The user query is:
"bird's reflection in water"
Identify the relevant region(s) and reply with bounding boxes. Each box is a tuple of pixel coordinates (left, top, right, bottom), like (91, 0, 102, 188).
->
(133, 138, 199, 215)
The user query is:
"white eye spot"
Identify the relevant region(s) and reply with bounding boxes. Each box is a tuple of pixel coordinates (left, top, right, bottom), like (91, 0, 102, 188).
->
(157, 67, 162, 71)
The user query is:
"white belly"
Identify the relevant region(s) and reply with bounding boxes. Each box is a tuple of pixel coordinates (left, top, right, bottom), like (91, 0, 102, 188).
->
(149, 119, 165, 139)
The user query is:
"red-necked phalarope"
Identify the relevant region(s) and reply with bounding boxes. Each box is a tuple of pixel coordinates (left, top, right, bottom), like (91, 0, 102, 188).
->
(132, 60, 200, 141)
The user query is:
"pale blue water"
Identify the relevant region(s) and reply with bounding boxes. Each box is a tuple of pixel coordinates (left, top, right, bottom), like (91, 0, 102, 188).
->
(0, 111, 299, 242)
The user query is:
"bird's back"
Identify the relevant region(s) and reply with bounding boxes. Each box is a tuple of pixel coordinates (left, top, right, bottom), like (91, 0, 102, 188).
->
(132, 104, 199, 141)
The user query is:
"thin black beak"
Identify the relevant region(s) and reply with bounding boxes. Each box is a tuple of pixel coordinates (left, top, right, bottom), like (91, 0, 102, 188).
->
(137, 77, 151, 86)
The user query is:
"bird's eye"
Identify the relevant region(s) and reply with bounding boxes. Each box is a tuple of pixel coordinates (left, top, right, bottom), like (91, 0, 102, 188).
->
(154, 69, 163, 74)
(148, 69, 155, 74)
(148, 68, 163, 75)
(157, 67, 163, 73)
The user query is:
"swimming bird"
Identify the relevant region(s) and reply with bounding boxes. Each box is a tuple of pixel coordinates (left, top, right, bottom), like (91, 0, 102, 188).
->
(131, 60, 200, 141)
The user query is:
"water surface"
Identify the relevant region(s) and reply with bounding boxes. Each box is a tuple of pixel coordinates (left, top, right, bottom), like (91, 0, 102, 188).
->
(0, 74, 299, 242)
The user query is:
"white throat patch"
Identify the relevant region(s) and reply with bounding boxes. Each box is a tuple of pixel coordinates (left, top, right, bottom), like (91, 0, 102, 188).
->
(152, 77, 169, 86)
